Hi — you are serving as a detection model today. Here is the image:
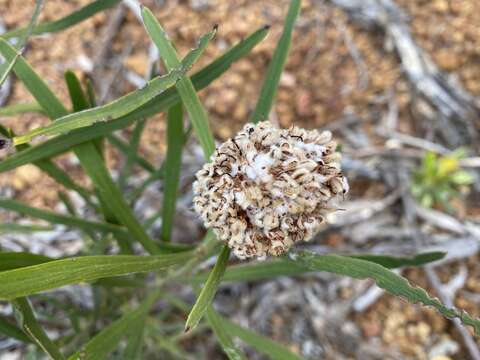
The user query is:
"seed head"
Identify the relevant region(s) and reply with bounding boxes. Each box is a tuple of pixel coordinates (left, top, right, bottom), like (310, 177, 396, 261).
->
(193, 121, 348, 259)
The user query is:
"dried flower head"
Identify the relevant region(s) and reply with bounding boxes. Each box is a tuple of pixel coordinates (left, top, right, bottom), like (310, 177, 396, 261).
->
(193, 121, 348, 259)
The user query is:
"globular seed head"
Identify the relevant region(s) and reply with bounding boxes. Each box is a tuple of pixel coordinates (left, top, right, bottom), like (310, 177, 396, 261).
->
(193, 121, 348, 260)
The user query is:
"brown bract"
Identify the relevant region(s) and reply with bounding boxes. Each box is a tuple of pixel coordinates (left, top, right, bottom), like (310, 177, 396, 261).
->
(193, 121, 348, 259)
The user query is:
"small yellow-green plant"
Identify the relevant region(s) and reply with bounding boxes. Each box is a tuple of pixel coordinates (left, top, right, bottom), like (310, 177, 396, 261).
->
(411, 149, 474, 211)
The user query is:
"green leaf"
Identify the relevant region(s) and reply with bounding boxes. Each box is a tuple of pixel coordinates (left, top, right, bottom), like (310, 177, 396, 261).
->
(122, 316, 147, 360)
(0, 45, 96, 208)
(142, 10, 231, 338)
(0, 253, 192, 300)
(12, 68, 183, 145)
(179, 27, 219, 73)
(141, 6, 216, 158)
(296, 252, 480, 335)
(0, 0, 43, 86)
(131, 125, 192, 203)
(0, 252, 53, 271)
(10, 26, 214, 146)
(250, 0, 300, 123)
(0, 25, 269, 171)
(161, 103, 184, 242)
(68, 292, 158, 360)
(1, 0, 121, 40)
(2, 132, 94, 209)
(77, 142, 162, 254)
(85, 77, 97, 107)
(13, 297, 65, 359)
(0, 223, 53, 233)
(5, 53, 155, 255)
(0, 102, 44, 116)
(206, 306, 245, 360)
(185, 245, 230, 332)
(74, 142, 161, 254)
(64, 70, 143, 253)
(193, 258, 308, 283)
(0, 198, 128, 235)
(218, 315, 304, 360)
(0, 315, 32, 343)
(118, 119, 147, 190)
(192, 251, 446, 283)
(64, 70, 90, 112)
(108, 134, 155, 173)
(350, 252, 446, 269)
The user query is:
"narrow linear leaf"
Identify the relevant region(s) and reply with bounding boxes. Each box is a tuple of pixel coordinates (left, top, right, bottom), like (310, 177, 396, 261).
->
(85, 77, 97, 107)
(206, 306, 245, 360)
(193, 258, 308, 284)
(64, 70, 90, 111)
(1, 0, 121, 40)
(0, 0, 43, 86)
(0, 26, 269, 171)
(84, 77, 104, 156)
(1, 129, 94, 209)
(351, 251, 446, 269)
(0, 252, 53, 271)
(180, 26, 219, 72)
(0, 252, 192, 300)
(250, 0, 300, 123)
(0, 102, 44, 116)
(75, 142, 161, 254)
(10, 29, 213, 146)
(2, 41, 159, 255)
(59, 190, 99, 242)
(141, 6, 216, 158)
(64, 70, 138, 253)
(161, 102, 184, 242)
(142, 9, 232, 335)
(108, 134, 155, 173)
(0, 223, 53, 233)
(118, 118, 147, 190)
(13, 297, 65, 359)
(68, 291, 158, 360)
(0, 47, 95, 206)
(185, 245, 230, 332)
(122, 316, 147, 360)
(218, 315, 304, 360)
(12, 68, 183, 145)
(192, 251, 446, 283)
(0, 198, 127, 235)
(296, 252, 480, 335)
(132, 125, 192, 203)
(0, 315, 32, 343)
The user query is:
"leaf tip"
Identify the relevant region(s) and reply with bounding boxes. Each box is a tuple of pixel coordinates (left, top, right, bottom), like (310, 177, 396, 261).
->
(140, 4, 151, 19)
